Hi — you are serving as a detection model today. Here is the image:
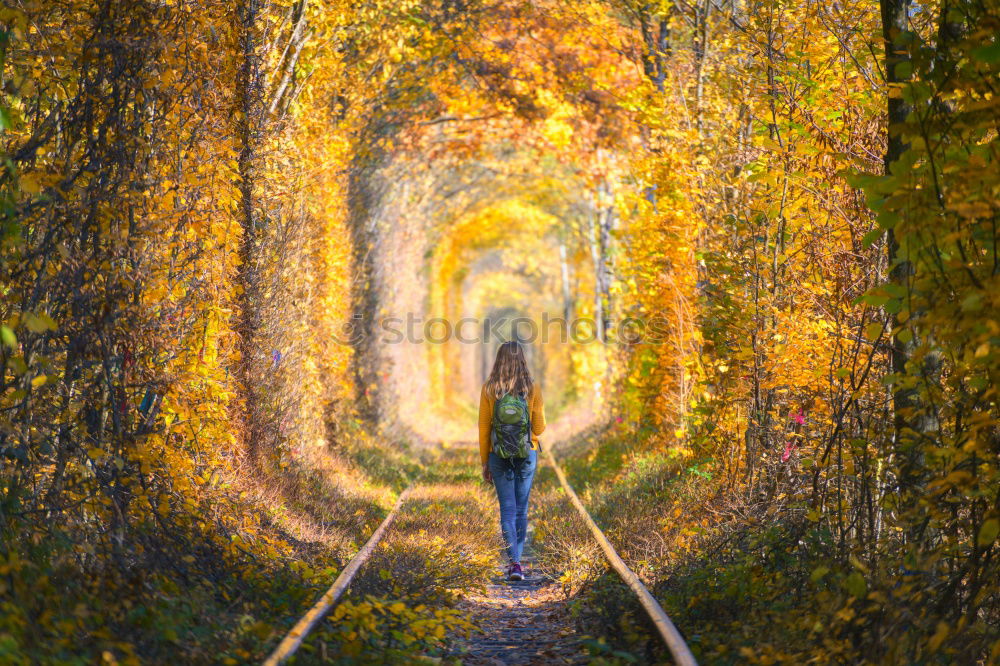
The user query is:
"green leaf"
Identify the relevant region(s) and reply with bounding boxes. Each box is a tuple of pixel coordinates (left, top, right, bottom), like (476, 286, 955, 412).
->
(22, 313, 47, 333)
(972, 42, 1000, 64)
(977, 519, 999, 548)
(0, 325, 15, 348)
(37, 312, 58, 330)
(7, 356, 27, 375)
(861, 229, 882, 248)
(862, 293, 890, 307)
(810, 566, 830, 582)
(883, 283, 907, 298)
(844, 571, 867, 597)
(20, 312, 57, 333)
(865, 322, 883, 340)
(961, 293, 983, 312)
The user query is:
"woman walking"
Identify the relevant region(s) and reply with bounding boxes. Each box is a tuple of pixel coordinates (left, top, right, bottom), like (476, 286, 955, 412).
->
(479, 340, 546, 581)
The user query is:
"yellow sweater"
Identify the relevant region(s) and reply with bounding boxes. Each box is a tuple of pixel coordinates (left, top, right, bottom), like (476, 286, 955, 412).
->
(478, 384, 545, 464)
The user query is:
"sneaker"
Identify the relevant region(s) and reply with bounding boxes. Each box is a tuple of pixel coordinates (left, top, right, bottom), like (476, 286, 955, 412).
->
(509, 562, 524, 581)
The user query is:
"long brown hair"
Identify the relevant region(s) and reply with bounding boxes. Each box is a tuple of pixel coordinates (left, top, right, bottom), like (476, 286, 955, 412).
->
(484, 341, 533, 399)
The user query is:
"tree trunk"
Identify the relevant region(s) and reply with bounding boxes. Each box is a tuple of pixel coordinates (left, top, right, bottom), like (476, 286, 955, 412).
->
(638, 3, 671, 93)
(267, 0, 309, 117)
(880, 0, 914, 448)
(589, 179, 616, 343)
(880, 0, 946, 505)
(588, 201, 605, 342)
(693, 0, 712, 137)
(234, 0, 267, 462)
(559, 240, 573, 324)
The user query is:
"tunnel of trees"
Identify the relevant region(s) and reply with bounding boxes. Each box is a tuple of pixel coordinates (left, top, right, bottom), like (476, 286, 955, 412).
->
(1, 0, 998, 663)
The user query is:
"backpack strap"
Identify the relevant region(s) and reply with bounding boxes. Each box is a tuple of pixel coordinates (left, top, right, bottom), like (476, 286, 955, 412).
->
(521, 389, 532, 451)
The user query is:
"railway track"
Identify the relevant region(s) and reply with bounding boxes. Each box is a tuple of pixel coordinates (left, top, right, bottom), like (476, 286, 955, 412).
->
(542, 448, 697, 666)
(261, 488, 412, 666)
(263, 449, 697, 665)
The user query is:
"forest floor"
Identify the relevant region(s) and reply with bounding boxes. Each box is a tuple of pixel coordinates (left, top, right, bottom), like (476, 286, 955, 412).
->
(451, 543, 588, 665)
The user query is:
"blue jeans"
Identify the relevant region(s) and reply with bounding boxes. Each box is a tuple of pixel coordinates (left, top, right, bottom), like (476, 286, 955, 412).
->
(488, 448, 537, 563)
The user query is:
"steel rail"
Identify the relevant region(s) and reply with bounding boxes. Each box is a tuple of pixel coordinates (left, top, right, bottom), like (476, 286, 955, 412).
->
(262, 486, 412, 666)
(542, 447, 698, 666)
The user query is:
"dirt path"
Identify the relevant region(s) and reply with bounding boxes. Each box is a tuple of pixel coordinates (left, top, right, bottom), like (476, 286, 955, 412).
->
(451, 543, 588, 665)
(327, 444, 594, 664)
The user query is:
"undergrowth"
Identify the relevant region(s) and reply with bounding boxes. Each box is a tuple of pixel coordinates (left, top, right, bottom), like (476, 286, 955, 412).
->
(537, 423, 1000, 664)
(1, 424, 410, 665)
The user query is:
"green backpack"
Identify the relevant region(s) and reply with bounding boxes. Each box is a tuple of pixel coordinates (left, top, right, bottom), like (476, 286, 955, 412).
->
(490, 392, 532, 459)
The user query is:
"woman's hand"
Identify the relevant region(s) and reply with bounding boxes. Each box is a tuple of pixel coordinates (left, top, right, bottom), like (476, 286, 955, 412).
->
(482, 462, 492, 484)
